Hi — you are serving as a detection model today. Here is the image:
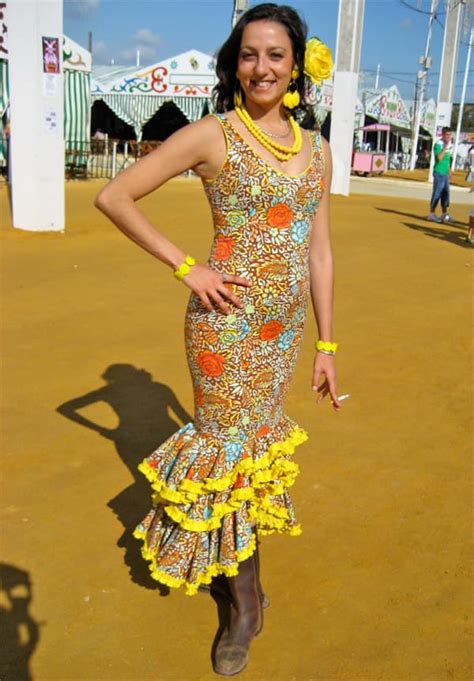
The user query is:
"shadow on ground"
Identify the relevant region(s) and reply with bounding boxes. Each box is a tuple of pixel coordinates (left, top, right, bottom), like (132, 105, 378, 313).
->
(56, 364, 192, 594)
(401, 222, 472, 248)
(0, 563, 40, 681)
(376, 207, 469, 226)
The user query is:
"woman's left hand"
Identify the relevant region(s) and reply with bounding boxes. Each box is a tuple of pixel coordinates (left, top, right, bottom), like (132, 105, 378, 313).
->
(312, 353, 341, 410)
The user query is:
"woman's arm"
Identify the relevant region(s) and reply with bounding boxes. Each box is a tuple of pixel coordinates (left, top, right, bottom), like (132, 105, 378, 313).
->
(94, 116, 251, 314)
(56, 389, 115, 437)
(308, 137, 341, 410)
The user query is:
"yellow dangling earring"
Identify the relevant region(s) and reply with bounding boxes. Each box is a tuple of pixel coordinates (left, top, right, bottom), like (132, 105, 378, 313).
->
(282, 67, 301, 110)
(234, 83, 243, 109)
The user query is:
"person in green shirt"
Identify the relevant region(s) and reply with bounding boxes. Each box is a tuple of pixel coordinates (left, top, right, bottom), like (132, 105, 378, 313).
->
(428, 127, 453, 223)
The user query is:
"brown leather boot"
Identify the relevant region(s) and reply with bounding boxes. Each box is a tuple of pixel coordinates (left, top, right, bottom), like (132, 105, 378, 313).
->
(253, 529, 271, 610)
(210, 530, 270, 610)
(213, 555, 262, 676)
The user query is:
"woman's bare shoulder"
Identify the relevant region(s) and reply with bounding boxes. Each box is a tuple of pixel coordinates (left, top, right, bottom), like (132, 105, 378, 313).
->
(185, 113, 226, 144)
(185, 114, 228, 180)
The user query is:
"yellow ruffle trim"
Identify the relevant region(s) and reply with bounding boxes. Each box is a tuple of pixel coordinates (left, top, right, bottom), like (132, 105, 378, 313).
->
(133, 528, 258, 595)
(138, 425, 307, 505)
(133, 425, 307, 594)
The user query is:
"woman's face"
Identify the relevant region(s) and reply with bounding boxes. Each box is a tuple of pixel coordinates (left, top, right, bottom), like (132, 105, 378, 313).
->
(236, 20, 294, 109)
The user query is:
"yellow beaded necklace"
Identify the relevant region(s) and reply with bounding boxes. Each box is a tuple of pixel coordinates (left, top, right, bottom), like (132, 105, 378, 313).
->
(234, 91, 302, 163)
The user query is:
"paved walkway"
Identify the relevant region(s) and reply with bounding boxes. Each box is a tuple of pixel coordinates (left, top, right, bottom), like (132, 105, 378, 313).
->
(350, 175, 472, 204)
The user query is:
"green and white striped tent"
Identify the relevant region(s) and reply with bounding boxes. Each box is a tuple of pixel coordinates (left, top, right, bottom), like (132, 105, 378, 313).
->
(63, 35, 91, 154)
(0, 35, 91, 167)
(0, 59, 9, 167)
(91, 50, 216, 141)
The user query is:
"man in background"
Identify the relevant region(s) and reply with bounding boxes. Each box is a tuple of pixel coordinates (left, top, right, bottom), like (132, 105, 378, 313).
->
(428, 127, 453, 223)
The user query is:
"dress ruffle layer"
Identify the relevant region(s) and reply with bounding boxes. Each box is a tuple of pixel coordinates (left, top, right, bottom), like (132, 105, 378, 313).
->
(133, 417, 307, 595)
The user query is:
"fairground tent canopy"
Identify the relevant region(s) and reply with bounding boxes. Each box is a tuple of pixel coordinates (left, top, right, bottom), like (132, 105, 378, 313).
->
(91, 50, 216, 141)
(0, 34, 91, 162)
(63, 35, 92, 149)
(363, 85, 412, 131)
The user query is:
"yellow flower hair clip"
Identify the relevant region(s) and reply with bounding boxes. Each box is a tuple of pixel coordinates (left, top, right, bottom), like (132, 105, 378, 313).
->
(304, 37, 333, 85)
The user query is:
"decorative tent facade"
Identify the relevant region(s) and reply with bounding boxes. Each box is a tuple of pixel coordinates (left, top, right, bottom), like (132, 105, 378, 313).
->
(91, 50, 216, 141)
(63, 35, 92, 150)
(420, 98, 436, 137)
(362, 85, 412, 131)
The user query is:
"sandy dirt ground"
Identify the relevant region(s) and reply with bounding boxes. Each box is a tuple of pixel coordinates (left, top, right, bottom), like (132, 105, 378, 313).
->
(1, 178, 472, 681)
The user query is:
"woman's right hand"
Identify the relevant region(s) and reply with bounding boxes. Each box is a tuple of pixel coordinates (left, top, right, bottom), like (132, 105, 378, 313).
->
(182, 263, 252, 314)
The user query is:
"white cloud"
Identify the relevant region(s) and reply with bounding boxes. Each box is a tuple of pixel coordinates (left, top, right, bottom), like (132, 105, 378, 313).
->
(91, 27, 161, 66)
(400, 18, 414, 30)
(116, 28, 161, 65)
(92, 40, 109, 61)
(64, 0, 100, 18)
(119, 45, 158, 63)
(132, 28, 161, 47)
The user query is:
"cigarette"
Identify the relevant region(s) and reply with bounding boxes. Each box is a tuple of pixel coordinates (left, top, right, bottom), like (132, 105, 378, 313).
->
(337, 394, 351, 401)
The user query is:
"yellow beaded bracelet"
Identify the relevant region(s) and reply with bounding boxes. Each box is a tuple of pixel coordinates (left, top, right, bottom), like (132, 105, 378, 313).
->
(174, 255, 196, 281)
(315, 340, 338, 354)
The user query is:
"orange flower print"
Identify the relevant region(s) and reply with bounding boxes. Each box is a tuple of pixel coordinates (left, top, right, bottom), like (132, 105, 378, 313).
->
(195, 385, 203, 408)
(198, 350, 226, 377)
(256, 425, 270, 439)
(214, 236, 236, 261)
(259, 320, 283, 341)
(267, 203, 294, 229)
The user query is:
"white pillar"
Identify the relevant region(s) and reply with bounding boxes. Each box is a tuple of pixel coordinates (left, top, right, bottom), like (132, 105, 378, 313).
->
(452, 27, 473, 170)
(330, 0, 365, 195)
(429, 0, 464, 178)
(8, 1, 64, 232)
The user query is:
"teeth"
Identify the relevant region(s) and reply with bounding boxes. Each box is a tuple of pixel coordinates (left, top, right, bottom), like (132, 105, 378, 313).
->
(252, 81, 274, 89)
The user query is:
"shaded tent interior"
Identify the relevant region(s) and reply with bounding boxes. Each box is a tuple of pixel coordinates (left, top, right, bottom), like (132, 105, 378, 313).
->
(91, 99, 135, 140)
(90, 100, 211, 142)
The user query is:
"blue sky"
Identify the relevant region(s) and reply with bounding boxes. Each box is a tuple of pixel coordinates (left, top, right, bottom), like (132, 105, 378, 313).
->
(64, 0, 473, 102)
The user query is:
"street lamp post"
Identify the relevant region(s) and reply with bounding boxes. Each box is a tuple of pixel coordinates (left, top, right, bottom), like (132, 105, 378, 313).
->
(232, 0, 248, 27)
(409, 0, 438, 171)
(452, 27, 473, 169)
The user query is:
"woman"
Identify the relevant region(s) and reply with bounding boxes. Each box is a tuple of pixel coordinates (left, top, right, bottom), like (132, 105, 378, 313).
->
(95, 3, 341, 675)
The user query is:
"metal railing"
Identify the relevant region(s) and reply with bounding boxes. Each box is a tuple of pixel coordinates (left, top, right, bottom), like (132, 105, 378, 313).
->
(65, 139, 162, 180)
(0, 135, 8, 177)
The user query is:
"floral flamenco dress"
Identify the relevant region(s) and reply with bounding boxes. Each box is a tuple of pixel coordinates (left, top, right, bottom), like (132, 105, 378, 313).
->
(134, 115, 325, 595)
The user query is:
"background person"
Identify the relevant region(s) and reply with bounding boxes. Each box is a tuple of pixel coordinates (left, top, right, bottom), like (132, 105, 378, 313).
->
(428, 127, 453, 224)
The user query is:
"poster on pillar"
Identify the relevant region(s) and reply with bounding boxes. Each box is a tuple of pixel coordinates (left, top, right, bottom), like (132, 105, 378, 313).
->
(42, 37, 60, 73)
(0, 2, 7, 58)
(42, 36, 60, 97)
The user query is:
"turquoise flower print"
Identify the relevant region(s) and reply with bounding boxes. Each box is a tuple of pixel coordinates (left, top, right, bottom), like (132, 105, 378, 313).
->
(239, 320, 251, 340)
(304, 200, 318, 214)
(224, 441, 243, 462)
(277, 330, 295, 351)
(291, 220, 309, 244)
(293, 307, 305, 323)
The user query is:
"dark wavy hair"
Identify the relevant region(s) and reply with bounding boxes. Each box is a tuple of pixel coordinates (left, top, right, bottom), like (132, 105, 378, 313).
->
(213, 3, 315, 128)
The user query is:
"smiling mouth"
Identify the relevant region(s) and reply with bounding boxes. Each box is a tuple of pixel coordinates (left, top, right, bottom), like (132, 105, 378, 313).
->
(250, 80, 276, 90)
